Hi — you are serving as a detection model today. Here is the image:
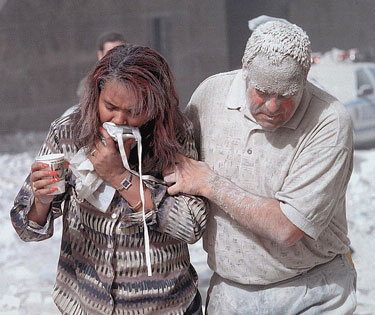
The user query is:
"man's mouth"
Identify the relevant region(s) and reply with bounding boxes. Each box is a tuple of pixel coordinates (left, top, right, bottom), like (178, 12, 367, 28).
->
(260, 113, 282, 120)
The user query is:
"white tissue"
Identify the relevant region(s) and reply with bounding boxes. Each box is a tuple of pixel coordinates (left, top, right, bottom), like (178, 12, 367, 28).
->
(69, 148, 115, 212)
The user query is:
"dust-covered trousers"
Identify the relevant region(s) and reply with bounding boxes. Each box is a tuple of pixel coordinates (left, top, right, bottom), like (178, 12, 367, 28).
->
(206, 254, 357, 315)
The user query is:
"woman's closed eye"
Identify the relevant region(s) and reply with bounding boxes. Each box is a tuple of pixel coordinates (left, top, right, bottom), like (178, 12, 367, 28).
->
(128, 107, 143, 117)
(105, 102, 117, 111)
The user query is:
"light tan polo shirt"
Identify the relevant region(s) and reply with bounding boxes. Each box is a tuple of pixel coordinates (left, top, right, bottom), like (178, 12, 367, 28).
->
(186, 70, 354, 285)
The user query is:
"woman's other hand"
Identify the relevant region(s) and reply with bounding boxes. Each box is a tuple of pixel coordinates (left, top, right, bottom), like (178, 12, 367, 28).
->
(28, 161, 59, 225)
(30, 161, 59, 204)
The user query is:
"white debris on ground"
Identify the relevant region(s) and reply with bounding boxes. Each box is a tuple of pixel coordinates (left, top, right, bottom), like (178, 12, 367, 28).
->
(346, 149, 375, 315)
(0, 134, 374, 314)
(0, 151, 61, 315)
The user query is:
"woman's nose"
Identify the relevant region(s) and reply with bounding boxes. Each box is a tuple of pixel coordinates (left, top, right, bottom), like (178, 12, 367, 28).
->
(112, 112, 128, 125)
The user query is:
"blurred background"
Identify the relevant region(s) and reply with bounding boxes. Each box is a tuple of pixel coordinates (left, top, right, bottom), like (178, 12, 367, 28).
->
(2, 0, 375, 140)
(1, 1, 375, 314)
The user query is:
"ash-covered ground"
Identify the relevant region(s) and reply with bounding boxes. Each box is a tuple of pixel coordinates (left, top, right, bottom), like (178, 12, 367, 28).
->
(0, 132, 373, 314)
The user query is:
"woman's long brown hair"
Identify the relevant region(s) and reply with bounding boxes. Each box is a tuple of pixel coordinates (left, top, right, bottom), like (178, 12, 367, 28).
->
(72, 44, 187, 173)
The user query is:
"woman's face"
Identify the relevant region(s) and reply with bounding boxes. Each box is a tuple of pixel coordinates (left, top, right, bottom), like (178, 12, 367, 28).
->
(98, 80, 149, 127)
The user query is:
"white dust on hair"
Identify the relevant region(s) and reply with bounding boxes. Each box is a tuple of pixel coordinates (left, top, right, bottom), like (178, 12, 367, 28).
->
(247, 55, 306, 96)
(243, 21, 311, 77)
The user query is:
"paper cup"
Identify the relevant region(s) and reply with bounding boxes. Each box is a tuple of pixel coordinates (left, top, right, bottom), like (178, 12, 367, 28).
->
(35, 153, 66, 195)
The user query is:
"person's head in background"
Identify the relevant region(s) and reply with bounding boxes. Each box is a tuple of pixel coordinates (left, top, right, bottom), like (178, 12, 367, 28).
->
(73, 44, 186, 172)
(96, 31, 126, 60)
(73, 32, 127, 102)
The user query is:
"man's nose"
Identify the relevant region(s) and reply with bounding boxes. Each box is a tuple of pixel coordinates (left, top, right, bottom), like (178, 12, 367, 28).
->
(265, 96, 281, 114)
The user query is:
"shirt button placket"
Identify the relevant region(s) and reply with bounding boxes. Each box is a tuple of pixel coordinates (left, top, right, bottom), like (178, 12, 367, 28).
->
(107, 213, 118, 249)
(245, 128, 257, 156)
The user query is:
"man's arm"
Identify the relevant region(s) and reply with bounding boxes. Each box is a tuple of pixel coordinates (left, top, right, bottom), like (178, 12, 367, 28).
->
(164, 154, 304, 247)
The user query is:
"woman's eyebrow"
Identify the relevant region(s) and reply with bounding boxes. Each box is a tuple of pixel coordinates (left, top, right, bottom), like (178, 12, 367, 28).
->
(104, 99, 118, 108)
(104, 98, 137, 111)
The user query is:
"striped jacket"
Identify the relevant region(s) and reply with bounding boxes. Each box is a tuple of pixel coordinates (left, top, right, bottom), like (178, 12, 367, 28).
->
(10, 114, 207, 315)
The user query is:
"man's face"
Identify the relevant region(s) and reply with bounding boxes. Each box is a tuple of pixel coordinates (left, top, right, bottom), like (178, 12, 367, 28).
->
(97, 41, 124, 60)
(245, 55, 306, 130)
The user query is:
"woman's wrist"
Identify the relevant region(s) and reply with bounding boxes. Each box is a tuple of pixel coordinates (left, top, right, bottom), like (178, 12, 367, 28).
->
(115, 172, 154, 211)
(111, 170, 130, 190)
(28, 198, 51, 226)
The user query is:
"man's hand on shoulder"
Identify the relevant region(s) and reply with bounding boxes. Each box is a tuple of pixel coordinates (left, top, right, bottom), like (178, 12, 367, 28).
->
(163, 154, 214, 197)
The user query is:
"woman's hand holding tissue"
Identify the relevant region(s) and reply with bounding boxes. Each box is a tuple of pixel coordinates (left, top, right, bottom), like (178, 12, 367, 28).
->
(87, 127, 133, 188)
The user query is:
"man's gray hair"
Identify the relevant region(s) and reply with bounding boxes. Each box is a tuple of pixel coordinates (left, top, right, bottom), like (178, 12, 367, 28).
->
(243, 21, 311, 76)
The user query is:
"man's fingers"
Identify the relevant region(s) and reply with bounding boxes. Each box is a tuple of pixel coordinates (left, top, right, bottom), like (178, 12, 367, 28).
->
(163, 173, 176, 185)
(175, 154, 197, 170)
(162, 165, 175, 177)
(175, 153, 187, 163)
(167, 184, 179, 196)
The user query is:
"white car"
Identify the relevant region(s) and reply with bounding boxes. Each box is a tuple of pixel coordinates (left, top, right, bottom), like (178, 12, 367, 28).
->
(308, 59, 375, 148)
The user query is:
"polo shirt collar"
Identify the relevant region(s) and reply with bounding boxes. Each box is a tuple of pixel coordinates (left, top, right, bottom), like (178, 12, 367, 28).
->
(225, 69, 312, 130)
(225, 69, 248, 111)
(282, 82, 312, 130)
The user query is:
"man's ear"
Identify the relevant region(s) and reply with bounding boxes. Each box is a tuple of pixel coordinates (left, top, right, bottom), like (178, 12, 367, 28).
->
(303, 75, 307, 88)
(242, 63, 249, 80)
(97, 50, 104, 61)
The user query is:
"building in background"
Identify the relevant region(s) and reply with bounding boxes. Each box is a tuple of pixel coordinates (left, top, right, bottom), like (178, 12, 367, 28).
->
(1, 0, 375, 135)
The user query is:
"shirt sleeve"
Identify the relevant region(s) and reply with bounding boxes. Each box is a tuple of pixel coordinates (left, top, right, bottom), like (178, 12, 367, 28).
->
(275, 97, 354, 240)
(275, 145, 352, 240)
(146, 119, 208, 244)
(10, 122, 66, 242)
